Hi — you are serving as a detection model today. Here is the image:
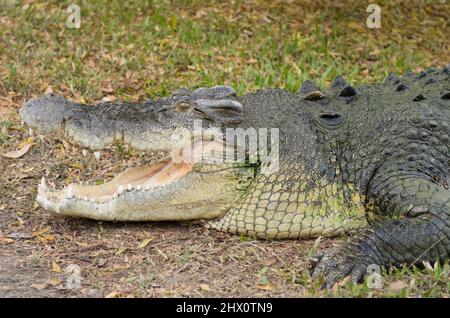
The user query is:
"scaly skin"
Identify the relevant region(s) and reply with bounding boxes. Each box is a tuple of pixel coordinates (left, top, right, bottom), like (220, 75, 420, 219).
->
(20, 65, 450, 287)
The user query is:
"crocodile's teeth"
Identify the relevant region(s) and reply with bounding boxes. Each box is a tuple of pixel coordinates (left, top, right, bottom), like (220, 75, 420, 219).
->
(82, 149, 88, 157)
(93, 151, 101, 160)
(66, 185, 74, 199)
(117, 185, 124, 194)
(83, 197, 88, 202)
(145, 185, 150, 191)
(21, 120, 24, 126)
(28, 128, 33, 136)
(90, 197, 95, 203)
(127, 183, 132, 191)
(136, 184, 142, 191)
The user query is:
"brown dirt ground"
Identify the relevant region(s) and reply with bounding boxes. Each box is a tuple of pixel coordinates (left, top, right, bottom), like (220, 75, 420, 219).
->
(0, 111, 337, 297)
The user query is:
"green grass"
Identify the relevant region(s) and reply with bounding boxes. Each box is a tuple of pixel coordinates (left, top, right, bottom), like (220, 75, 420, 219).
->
(0, 0, 448, 102)
(0, 0, 449, 297)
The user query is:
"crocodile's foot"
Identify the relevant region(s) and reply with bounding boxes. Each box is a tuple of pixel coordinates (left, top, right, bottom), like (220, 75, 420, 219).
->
(311, 245, 373, 288)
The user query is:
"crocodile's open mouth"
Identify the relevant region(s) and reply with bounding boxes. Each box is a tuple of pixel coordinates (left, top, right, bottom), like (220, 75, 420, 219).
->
(36, 139, 256, 221)
(19, 89, 256, 221)
(38, 155, 192, 203)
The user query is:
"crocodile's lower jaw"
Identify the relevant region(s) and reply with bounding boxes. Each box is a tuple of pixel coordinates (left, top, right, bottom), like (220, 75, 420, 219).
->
(36, 155, 189, 218)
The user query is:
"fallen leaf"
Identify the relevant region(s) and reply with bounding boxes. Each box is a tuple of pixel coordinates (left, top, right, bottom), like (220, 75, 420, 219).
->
(31, 282, 48, 290)
(115, 247, 127, 255)
(101, 95, 116, 102)
(369, 48, 382, 57)
(97, 258, 107, 267)
(101, 84, 114, 93)
(199, 284, 212, 291)
(2, 137, 35, 159)
(137, 237, 154, 249)
(32, 227, 50, 237)
(261, 257, 277, 266)
(52, 261, 61, 273)
(48, 279, 61, 286)
(113, 264, 130, 270)
(256, 284, 273, 291)
(389, 280, 408, 292)
(45, 86, 54, 94)
(105, 291, 121, 298)
(75, 241, 89, 247)
(41, 234, 55, 243)
(346, 21, 364, 32)
(0, 237, 15, 244)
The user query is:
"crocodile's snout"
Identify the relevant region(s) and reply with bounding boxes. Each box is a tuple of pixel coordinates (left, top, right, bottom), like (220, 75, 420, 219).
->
(20, 93, 81, 134)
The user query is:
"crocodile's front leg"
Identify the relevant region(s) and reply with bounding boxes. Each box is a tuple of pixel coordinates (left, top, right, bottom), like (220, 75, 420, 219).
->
(312, 176, 450, 288)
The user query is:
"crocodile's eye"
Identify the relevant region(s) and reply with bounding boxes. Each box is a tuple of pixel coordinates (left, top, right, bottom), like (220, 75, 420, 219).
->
(175, 101, 192, 112)
(317, 111, 344, 127)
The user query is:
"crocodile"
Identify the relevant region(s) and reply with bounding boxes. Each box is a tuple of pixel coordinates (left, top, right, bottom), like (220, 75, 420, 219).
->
(20, 66, 450, 288)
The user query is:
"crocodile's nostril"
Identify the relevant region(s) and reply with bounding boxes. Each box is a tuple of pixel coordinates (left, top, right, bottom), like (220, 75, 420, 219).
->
(317, 111, 344, 127)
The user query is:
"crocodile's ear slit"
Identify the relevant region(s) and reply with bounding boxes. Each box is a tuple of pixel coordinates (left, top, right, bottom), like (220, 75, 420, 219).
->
(331, 76, 348, 90)
(299, 80, 320, 95)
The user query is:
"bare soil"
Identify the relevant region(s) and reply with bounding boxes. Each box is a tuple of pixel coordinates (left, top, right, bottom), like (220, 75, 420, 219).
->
(0, 111, 329, 297)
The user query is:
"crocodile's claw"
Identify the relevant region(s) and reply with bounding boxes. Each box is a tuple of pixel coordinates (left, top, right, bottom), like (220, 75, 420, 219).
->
(311, 245, 371, 289)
